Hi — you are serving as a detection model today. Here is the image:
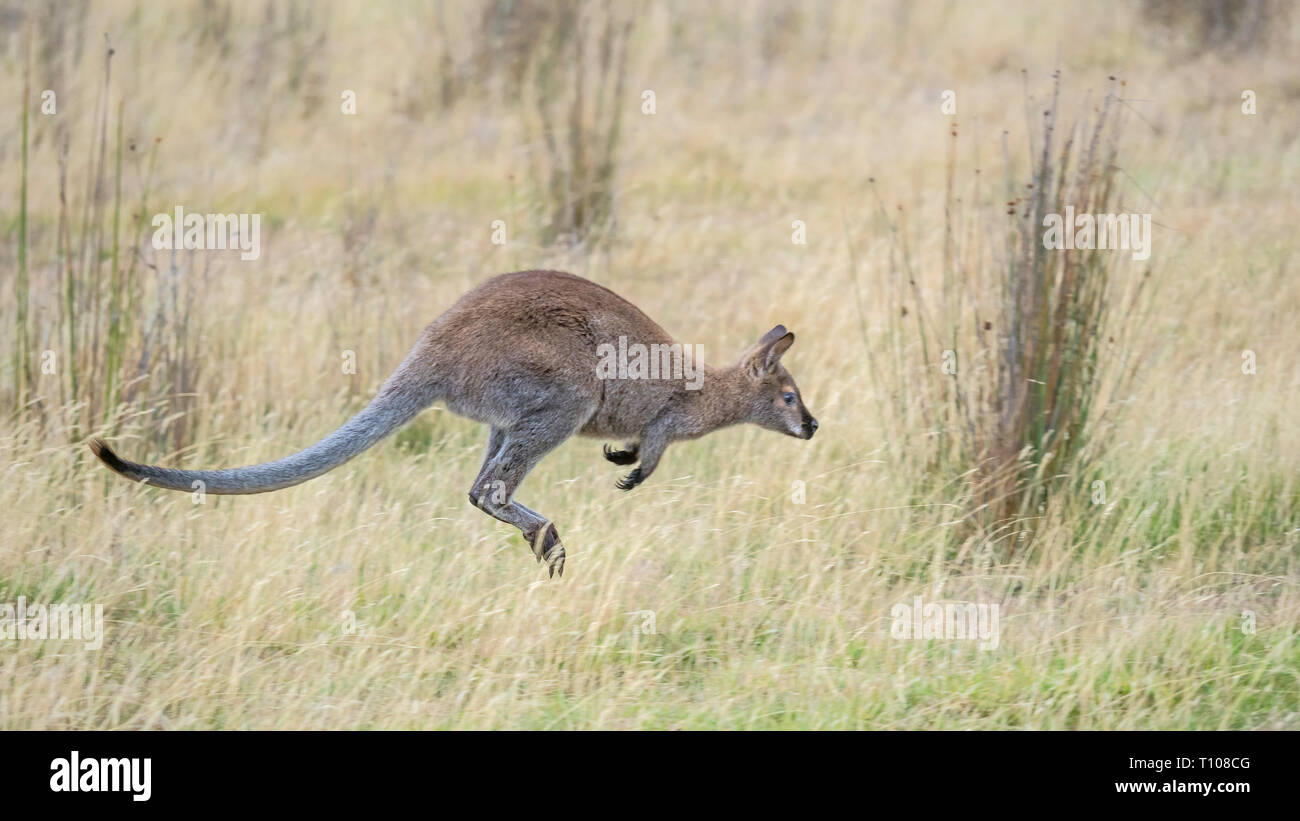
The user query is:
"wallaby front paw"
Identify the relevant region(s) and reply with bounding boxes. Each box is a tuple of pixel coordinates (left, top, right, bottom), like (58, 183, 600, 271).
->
(615, 468, 643, 491)
(603, 444, 639, 465)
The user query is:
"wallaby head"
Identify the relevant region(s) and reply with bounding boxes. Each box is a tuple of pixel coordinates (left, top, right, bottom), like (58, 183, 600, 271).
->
(735, 325, 818, 440)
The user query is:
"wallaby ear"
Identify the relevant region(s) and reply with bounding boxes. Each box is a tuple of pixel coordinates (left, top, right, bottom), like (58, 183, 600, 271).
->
(758, 325, 789, 347)
(765, 330, 795, 369)
(746, 325, 795, 377)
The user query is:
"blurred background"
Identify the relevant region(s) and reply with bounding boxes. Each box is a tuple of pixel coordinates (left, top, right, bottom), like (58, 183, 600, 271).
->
(0, 1, 1296, 728)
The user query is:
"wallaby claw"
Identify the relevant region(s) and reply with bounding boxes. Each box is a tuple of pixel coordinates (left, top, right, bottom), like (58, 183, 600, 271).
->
(616, 468, 643, 491)
(546, 544, 565, 578)
(603, 444, 638, 465)
(528, 523, 565, 578)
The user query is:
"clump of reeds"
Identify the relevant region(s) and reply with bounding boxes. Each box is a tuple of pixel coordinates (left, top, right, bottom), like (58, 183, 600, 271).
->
(368, 0, 635, 247)
(517, 0, 633, 246)
(857, 73, 1152, 552)
(8, 21, 199, 454)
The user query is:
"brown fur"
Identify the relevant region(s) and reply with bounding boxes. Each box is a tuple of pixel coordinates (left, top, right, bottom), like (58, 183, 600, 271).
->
(90, 270, 817, 577)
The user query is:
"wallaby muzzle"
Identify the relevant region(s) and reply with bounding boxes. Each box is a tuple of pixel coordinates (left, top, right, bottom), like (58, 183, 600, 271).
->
(801, 414, 818, 439)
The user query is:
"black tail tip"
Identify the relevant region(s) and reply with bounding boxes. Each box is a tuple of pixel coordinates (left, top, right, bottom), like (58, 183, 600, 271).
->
(88, 437, 127, 473)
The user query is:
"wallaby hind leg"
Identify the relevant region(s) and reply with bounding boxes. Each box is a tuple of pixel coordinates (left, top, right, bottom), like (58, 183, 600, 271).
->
(468, 420, 576, 577)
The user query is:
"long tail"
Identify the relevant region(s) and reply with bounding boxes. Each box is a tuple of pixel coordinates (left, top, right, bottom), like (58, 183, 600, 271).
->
(89, 370, 435, 495)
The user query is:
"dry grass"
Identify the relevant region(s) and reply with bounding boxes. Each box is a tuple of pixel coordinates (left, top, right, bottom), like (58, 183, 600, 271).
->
(0, 0, 1296, 729)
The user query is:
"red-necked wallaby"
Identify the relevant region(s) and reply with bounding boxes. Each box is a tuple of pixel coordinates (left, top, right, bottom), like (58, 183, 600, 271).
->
(90, 270, 818, 577)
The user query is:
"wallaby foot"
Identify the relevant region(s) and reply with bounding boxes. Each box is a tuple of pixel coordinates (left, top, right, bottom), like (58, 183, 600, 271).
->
(602, 443, 639, 465)
(469, 419, 582, 578)
(471, 486, 567, 577)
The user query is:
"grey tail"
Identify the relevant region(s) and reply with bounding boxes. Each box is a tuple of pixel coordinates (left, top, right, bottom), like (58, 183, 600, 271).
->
(89, 376, 434, 495)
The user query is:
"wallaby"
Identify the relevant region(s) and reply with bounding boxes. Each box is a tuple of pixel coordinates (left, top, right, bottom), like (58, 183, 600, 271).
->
(90, 270, 818, 577)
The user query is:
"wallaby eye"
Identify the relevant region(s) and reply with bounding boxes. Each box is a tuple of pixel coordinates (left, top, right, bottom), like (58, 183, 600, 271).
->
(782, 392, 796, 406)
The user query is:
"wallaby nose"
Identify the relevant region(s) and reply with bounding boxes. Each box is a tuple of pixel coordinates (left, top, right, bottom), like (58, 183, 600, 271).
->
(804, 417, 819, 439)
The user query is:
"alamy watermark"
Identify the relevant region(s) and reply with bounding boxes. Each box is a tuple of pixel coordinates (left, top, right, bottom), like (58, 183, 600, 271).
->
(50, 751, 150, 801)
(890, 595, 1000, 651)
(629, 609, 656, 636)
(596, 336, 704, 390)
(1042, 205, 1151, 262)
(1, 597, 104, 650)
(152, 206, 262, 260)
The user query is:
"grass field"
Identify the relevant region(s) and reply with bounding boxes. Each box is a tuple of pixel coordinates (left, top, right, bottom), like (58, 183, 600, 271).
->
(1, 1, 1297, 729)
